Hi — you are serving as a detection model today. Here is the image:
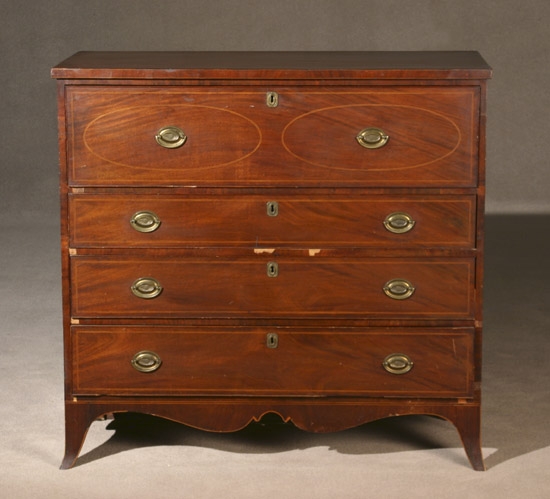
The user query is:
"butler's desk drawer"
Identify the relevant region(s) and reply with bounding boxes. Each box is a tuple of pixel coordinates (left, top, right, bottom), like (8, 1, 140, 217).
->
(72, 326, 474, 398)
(66, 86, 479, 187)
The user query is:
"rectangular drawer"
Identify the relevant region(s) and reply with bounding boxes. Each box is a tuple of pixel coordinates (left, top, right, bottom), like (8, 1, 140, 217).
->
(71, 326, 474, 397)
(69, 193, 476, 248)
(70, 256, 475, 319)
(66, 86, 478, 187)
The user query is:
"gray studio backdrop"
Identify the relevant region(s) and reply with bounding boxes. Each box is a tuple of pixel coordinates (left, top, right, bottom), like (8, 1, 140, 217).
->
(2, 0, 549, 223)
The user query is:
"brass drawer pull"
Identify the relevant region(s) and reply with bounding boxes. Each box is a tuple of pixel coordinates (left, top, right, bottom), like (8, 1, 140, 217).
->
(383, 212, 415, 234)
(356, 127, 389, 149)
(131, 350, 162, 373)
(130, 210, 161, 233)
(131, 277, 163, 299)
(267, 262, 279, 277)
(383, 279, 415, 300)
(155, 126, 187, 149)
(383, 353, 413, 375)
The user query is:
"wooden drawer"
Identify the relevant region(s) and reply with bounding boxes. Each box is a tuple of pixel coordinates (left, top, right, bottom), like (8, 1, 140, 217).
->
(69, 193, 476, 248)
(66, 86, 478, 187)
(70, 256, 475, 319)
(72, 326, 474, 397)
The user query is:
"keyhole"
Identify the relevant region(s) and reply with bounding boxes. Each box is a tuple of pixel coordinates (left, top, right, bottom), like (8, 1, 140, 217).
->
(267, 262, 279, 277)
(266, 91, 279, 108)
(267, 201, 279, 217)
(267, 333, 278, 349)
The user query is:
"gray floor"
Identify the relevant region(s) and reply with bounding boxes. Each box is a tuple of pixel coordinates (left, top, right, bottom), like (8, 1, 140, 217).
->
(1, 215, 549, 498)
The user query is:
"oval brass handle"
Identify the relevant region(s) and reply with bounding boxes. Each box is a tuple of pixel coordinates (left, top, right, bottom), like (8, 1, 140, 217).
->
(155, 126, 187, 149)
(356, 127, 389, 149)
(383, 212, 416, 234)
(131, 350, 162, 373)
(130, 211, 161, 233)
(383, 353, 413, 375)
(131, 277, 163, 299)
(383, 279, 415, 300)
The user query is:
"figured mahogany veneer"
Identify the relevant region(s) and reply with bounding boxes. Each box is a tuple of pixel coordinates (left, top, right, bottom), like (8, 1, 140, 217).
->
(66, 86, 478, 186)
(52, 51, 491, 470)
(70, 256, 475, 318)
(72, 327, 474, 397)
(69, 193, 476, 248)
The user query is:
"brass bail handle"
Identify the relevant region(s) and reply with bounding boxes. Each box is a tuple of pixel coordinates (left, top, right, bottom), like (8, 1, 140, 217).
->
(131, 277, 163, 299)
(383, 353, 414, 375)
(383, 212, 415, 234)
(155, 126, 187, 149)
(356, 127, 389, 149)
(130, 211, 161, 233)
(383, 279, 415, 300)
(131, 351, 162, 373)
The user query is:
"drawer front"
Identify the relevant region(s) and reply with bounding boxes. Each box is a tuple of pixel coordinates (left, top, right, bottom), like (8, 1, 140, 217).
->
(67, 86, 478, 187)
(71, 256, 475, 318)
(72, 326, 474, 397)
(69, 194, 476, 248)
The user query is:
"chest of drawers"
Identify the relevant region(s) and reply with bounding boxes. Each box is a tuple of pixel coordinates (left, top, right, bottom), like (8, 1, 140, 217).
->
(52, 51, 491, 470)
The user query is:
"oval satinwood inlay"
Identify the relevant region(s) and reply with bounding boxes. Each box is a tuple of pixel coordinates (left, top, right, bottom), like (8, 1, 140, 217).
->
(282, 104, 461, 172)
(83, 105, 261, 170)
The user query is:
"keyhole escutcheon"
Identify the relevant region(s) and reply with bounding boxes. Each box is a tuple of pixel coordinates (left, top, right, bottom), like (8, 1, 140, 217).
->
(267, 201, 279, 217)
(267, 333, 279, 349)
(266, 91, 279, 108)
(267, 262, 279, 277)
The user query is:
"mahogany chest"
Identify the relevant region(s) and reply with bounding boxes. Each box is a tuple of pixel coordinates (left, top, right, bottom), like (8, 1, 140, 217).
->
(51, 51, 491, 469)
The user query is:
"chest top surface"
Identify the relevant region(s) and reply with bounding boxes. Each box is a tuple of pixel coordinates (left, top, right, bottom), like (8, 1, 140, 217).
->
(51, 51, 492, 80)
